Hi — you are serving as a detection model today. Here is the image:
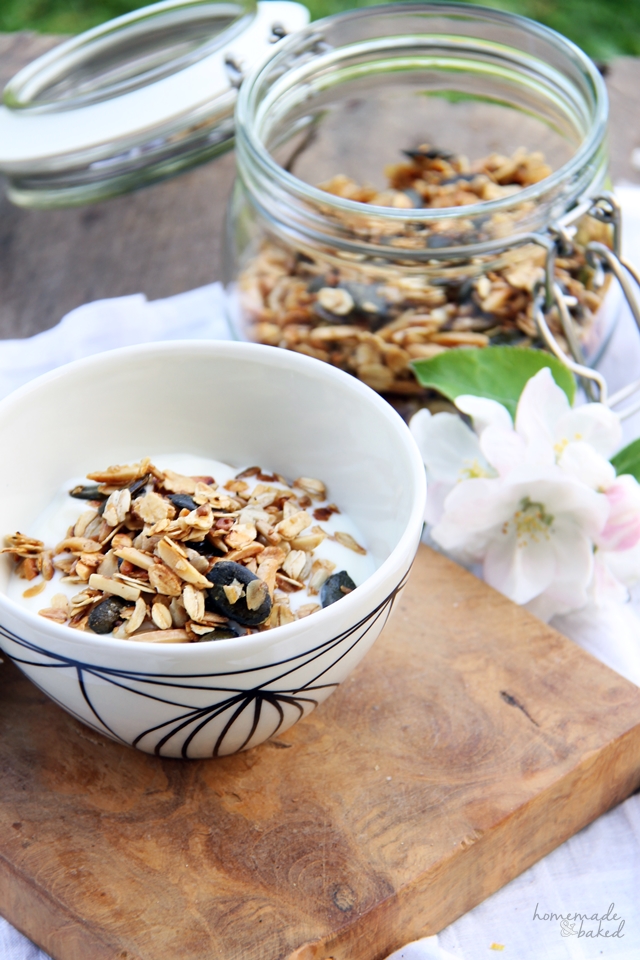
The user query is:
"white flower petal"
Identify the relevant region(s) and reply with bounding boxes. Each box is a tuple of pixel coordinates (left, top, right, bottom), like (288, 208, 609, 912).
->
(602, 540, 640, 587)
(409, 411, 493, 484)
(555, 403, 622, 459)
(558, 441, 616, 490)
(597, 474, 640, 552)
(523, 522, 594, 620)
(504, 466, 609, 538)
(431, 477, 510, 562)
(515, 367, 570, 451)
(484, 526, 555, 605)
(480, 426, 527, 477)
(430, 519, 489, 565)
(590, 553, 629, 605)
(436, 476, 521, 534)
(454, 395, 513, 434)
(424, 480, 451, 526)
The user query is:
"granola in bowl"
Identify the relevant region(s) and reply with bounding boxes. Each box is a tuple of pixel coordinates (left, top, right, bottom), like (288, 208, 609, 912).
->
(2, 455, 374, 643)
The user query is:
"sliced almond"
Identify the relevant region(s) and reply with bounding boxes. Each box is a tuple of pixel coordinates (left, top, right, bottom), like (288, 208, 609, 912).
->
(74, 508, 99, 539)
(55, 537, 104, 555)
(223, 579, 245, 605)
(275, 572, 304, 593)
(256, 546, 286, 596)
(51, 594, 70, 613)
(266, 603, 296, 628)
(297, 603, 321, 619)
(183, 583, 205, 622)
(293, 477, 326, 500)
(88, 573, 140, 602)
(224, 479, 249, 495)
(188, 623, 224, 636)
(282, 499, 300, 520)
(148, 562, 183, 597)
(161, 470, 196, 495)
(282, 549, 307, 581)
(225, 523, 257, 549)
(334, 531, 367, 555)
(274, 511, 311, 540)
(246, 578, 269, 611)
(308, 558, 336, 594)
(152, 601, 173, 630)
(184, 548, 209, 574)
(224, 543, 265, 563)
(38, 607, 68, 623)
(17, 557, 39, 581)
(87, 459, 152, 485)
(169, 596, 189, 627)
(179, 504, 214, 534)
(97, 549, 118, 578)
(255, 519, 281, 544)
(124, 597, 147, 636)
(197, 611, 228, 626)
(114, 546, 156, 571)
(156, 537, 212, 587)
(114, 572, 156, 594)
(23, 580, 46, 599)
(74, 562, 92, 582)
(1, 533, 45, 557)
(127, 628, 190, 643)
(41, 551, 55, 581)
(290, 530, 326, 552)
(103, 488, 132, 526)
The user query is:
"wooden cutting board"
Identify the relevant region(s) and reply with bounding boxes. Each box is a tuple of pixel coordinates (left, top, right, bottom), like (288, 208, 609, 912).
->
(1, 544, 640, 960)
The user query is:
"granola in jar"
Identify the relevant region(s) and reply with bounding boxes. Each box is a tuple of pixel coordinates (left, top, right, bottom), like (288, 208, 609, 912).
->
(233, 146, 611, 406)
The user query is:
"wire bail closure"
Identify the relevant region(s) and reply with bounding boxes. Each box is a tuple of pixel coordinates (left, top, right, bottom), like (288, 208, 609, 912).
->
(532, 193, 640, 419)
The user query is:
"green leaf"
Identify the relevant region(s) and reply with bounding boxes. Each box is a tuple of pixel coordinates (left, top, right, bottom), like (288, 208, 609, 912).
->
(411, 346, 575, 418)
(611, 438, 640, 481)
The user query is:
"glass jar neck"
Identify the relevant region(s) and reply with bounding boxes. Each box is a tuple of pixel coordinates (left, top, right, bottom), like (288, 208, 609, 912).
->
(236, 2, 608, 262)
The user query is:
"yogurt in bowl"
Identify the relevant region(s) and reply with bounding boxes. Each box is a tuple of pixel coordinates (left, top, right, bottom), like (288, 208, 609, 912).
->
(0, 341, 426, 758)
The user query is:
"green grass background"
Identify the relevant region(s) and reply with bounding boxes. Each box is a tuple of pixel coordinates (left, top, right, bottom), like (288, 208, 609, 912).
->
(0, 0, 638, 62)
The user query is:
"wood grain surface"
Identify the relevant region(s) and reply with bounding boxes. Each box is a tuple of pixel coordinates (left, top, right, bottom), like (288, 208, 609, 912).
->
(1, 545, 640, 960)
(0, 35, 639, 340)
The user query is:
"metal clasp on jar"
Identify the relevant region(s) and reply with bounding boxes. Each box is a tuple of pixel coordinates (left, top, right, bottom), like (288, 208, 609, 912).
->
(531, 193, 640, 418)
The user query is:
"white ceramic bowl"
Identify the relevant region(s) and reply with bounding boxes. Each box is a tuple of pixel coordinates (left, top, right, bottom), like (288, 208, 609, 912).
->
(0, 341, 426, 758)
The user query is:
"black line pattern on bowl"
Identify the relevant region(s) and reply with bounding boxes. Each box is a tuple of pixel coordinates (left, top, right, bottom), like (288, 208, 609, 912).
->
(0, 573, 407, 757)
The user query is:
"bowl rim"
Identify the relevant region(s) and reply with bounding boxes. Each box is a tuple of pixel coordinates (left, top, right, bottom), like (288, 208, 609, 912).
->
(0, 339, 426, 657)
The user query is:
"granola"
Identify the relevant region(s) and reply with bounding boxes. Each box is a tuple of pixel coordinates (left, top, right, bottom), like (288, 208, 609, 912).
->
(236, 146, 610, 404)
(2, 458, 370, 642)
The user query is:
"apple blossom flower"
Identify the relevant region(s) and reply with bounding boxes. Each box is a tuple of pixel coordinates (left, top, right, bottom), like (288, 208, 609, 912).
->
(478, 367, 623, 477)
(590, 474, 640, 603)
(409, 366, 640, 618)
(431, 465, 609, 620)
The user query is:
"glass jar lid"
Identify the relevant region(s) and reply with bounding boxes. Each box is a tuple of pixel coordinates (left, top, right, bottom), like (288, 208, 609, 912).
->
(0, 0, 309, 207)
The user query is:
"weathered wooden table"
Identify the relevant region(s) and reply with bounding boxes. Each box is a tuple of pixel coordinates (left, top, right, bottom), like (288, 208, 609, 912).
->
(1, 34, 639, 341)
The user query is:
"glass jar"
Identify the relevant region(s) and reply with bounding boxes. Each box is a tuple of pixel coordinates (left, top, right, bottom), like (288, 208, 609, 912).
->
(0, 0, 309, 206)
(226, 2, 615, 407)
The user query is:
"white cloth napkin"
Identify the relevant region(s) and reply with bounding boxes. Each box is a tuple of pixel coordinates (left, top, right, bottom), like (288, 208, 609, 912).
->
(2, 191, 640, 960)
(0, 282, 231, 400)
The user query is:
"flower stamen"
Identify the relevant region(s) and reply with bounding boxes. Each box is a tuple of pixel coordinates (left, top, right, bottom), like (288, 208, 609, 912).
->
(458, 459, 492, 481)
(504, 496, 554, 547)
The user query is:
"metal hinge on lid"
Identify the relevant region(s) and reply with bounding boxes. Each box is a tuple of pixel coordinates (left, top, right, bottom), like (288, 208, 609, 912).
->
(533, 193, 640, 415)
